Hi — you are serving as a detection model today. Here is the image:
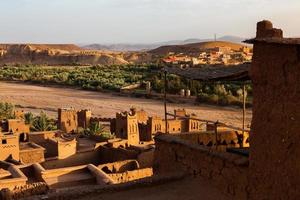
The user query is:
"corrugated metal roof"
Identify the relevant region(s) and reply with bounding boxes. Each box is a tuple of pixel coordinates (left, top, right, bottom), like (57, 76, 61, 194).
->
(163, 63, 251, 82)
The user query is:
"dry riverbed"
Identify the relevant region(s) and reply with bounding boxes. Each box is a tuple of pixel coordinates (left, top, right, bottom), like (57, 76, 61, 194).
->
(0, 81, 252, 128)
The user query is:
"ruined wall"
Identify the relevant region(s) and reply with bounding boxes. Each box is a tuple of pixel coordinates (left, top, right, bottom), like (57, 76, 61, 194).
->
(0, 166, 27, 190)
(154, 134, 249, 199)
(108, 168, 153, 184)
(19, 148, 45, 164)
(249, 21, 300, 200)
(98, 146, 138, 164)
(0, 182, 48, 200)
(28, 131, 56, 144)
(98, 160, 139, 173)
(42, 149, 102, 169)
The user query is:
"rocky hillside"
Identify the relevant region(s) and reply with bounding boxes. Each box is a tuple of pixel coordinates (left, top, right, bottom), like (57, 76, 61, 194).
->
(148, 41, 248, 56)
(0, 44, 153, 66)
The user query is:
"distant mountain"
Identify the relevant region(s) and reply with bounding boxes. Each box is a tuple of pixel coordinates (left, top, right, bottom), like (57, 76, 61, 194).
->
(80, 35, 247, 52)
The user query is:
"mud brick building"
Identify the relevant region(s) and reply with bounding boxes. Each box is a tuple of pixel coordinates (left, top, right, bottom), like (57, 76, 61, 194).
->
(246, 20, 300, 200)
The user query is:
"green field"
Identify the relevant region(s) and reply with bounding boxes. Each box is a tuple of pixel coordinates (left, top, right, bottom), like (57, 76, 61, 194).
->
(0, 65, 252, 107)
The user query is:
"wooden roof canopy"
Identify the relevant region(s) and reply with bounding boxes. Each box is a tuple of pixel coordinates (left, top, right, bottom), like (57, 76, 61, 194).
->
(163, 63, 251, 82)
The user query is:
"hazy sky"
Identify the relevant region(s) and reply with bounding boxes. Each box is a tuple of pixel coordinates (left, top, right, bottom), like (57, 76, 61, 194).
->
(0, 0, 299, 44)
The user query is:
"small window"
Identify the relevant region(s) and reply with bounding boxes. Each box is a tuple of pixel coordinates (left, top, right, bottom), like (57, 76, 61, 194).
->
(2, 139, 7, 144)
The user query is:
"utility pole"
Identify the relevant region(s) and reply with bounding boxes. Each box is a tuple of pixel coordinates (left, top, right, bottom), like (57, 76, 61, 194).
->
(164, 70, 168, 134)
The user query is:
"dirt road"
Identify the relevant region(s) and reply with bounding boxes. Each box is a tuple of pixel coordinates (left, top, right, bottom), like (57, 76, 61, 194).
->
(0, 82, 252, 128)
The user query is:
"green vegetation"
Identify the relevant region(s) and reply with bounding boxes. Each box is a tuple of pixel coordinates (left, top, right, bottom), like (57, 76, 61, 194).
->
(25, 111, 57, 131)
(0, 102, 15, 120)
(0, 65, 252, 107)
(80, 122, 114, 141)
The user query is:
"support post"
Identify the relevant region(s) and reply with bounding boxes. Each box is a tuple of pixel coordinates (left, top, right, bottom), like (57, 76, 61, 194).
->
(214, 121, 218, 150)
(164, 70, 168, 134)
(242, 83, 246, 148)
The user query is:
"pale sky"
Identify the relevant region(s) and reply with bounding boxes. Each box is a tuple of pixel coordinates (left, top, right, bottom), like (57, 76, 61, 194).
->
(0, 0, 299, 44)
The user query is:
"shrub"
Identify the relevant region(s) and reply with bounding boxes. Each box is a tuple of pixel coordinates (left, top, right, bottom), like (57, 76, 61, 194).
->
(0, 102, 15, 120)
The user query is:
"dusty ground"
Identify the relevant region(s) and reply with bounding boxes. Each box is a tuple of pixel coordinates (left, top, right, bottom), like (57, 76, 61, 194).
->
(0, 81, 252, 128)
(74, 177, 231, 200)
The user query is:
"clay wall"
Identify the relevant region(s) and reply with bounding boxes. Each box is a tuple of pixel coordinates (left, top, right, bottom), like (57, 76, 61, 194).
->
(41, 165, 96, 188)
(188, 119, 206, 132)
(154, 134, 249, 199)
(167, 119, 185, 133)
(77, 110, 92, 129)
(58, 108, 78, 133)
(40, 139, 58, 158)
(248, 21, 300, 200)
(108, 168, 153, 184)
(137, 149, 155, 168)
(42, 148, 102, 169)
(174, 130, 249, 149)
(28, 131, 56, 144)
(14, 110, 25, 120)
(98, 146, 138, 164)
(0, 166, 27, 190)
(0, 182, 48, 200)
(0, 134, 20, 161)
(55, 138, 77, 159)
(19, 143, 45, 164)
(135, 110, 148, 124)
(115, 113, 140, 146)
(98, 160, 139, 174)
(174, 109, 187, 119)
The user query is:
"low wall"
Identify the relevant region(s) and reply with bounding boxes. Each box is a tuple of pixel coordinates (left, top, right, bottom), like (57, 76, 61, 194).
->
(42, 148, 101, 169)
(99, 146, 138, 164)
(41, 165, 95, 188)
(0, 166, 27, 190)
(98, 160, 139, 173)
(0, 182, 48, 200)
(19, 143, 45, 164)
(108, 168, 153, 184)
(42, 173, 186, 200)
(154, 134, 249, 200)
(172, 130, 249, 150)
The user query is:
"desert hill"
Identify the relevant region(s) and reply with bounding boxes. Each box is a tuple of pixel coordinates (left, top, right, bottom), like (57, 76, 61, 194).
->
(81, 35, 247, 52)
(148, 41, 248, 56)
(0, 44, 82, 52)
(0, 43, 152, 66)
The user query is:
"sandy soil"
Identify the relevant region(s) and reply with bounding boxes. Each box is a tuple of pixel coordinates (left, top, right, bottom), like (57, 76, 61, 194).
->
(0, 82, 252, 128)
(75, 177, 231, 200)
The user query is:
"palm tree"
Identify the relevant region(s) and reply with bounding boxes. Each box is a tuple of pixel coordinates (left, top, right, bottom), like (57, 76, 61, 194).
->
(88, 122, 105, 136)
(32, 112, 52, 131)
(25, 112, 34, 126)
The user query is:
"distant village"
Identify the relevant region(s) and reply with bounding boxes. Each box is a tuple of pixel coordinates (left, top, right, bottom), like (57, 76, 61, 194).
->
(162, 46, 252, 67)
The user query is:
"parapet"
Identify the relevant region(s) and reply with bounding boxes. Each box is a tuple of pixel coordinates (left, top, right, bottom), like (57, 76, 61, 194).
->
(245, 20, 300, 45)
(256, 20, 283, 39)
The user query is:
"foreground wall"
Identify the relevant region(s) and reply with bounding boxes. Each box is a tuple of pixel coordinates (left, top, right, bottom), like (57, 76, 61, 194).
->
(154, 134, 249, 199)
(248, 21, 300, 199)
